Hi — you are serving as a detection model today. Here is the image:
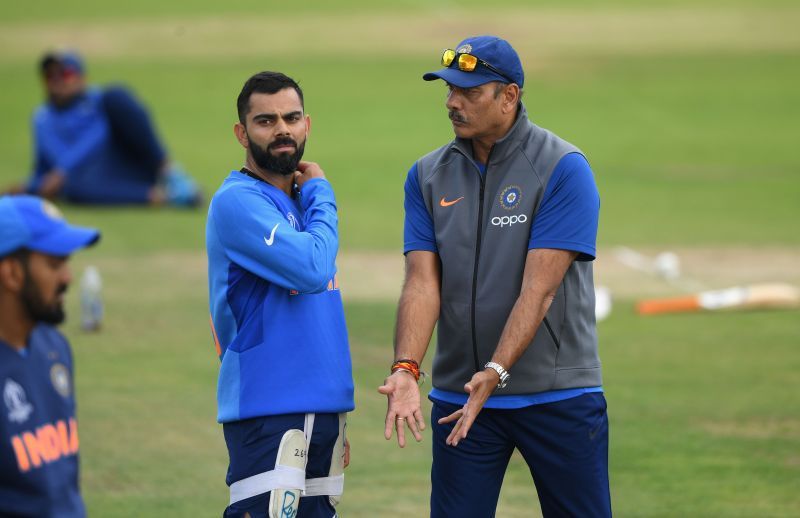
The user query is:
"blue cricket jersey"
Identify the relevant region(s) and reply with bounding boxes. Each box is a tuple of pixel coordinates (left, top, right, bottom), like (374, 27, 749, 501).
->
(0, 325, 85, 517)
(404, 152, 603, 409)
(206, 171, 354, 423)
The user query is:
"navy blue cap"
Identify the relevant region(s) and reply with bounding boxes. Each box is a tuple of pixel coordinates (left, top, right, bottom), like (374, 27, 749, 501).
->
(40, 50, 85, 75)
(0, 195, 100, 257)
(423, 35, 524, 88)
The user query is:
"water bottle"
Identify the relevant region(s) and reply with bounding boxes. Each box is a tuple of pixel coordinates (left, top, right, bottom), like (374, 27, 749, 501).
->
(80, 265, 103, 331)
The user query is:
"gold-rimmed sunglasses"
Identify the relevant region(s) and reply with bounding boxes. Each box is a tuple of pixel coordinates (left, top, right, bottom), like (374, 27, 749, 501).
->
(441, 49, 514, 84)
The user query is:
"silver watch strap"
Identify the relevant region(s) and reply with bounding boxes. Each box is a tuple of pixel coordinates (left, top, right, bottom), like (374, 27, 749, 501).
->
(484, 361, 510, 389)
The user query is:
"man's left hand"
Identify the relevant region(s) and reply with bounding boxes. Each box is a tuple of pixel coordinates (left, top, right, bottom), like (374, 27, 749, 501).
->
(437, 368, 499, 446)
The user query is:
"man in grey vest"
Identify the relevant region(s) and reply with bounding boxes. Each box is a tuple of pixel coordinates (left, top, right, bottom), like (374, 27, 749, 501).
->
(378, 35, 611, 517)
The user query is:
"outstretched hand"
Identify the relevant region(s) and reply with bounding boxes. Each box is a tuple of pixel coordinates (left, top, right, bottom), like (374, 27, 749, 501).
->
(437, 369, 499, 446)
(378, 371, 426, 447)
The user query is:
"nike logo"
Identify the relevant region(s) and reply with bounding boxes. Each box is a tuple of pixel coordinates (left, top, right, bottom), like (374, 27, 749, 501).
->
(264, 223, 279, 246)
(439, 196, 464, 207)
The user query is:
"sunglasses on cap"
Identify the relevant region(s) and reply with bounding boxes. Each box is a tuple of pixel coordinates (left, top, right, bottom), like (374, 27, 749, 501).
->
(441, 49, 515, 84)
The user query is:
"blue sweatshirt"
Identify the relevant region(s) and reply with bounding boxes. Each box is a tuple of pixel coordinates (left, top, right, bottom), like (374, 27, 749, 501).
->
(206, 171, 354, 423)
(28, 86, 164, 204)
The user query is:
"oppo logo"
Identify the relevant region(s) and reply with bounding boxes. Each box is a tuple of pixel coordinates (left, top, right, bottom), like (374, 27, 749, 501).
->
(491, 214, 528, 227)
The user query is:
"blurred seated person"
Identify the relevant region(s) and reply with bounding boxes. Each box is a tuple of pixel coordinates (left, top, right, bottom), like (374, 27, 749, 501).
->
(8, 50, 202, 207)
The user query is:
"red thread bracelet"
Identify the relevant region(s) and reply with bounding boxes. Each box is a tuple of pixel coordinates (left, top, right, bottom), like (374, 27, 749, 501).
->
(391, 359, 420, 381)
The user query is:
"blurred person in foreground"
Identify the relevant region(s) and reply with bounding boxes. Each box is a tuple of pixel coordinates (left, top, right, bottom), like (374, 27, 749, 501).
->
(5, 49, 202, 207)
(206, 71, 353, 518)
(0, 194, 100, 517)
(379, 35, 611, 517)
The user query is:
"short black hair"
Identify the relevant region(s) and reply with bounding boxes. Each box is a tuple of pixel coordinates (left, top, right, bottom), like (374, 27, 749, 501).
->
(1, 248, 29, 262)
(0, 249, 30, 280)
(237, 71, 304, 124)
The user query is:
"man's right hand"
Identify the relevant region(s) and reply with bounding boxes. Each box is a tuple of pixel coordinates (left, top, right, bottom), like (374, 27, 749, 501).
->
(378, 371, 426, 447)
(294, 161, 326, 188)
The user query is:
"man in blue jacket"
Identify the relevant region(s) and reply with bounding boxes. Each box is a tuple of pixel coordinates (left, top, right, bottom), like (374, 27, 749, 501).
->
(0, 194, 100, 517)
(7, 50, 201, 207)
(206, 71, 354, 518)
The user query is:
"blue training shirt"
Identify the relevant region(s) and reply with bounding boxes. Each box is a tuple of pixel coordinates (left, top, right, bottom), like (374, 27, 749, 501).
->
(206, 171, 354, 422)
(0, 326, 85, 517)
(404, 152, 602, 408)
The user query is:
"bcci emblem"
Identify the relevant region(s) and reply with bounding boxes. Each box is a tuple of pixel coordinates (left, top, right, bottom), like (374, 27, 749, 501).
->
(457, 44, 473, 54)
(50, 364, 71, 398)
(499, 185, 522, 211)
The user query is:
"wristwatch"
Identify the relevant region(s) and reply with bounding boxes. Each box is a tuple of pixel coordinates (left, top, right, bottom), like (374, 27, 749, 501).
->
(484, 362, 510, 389)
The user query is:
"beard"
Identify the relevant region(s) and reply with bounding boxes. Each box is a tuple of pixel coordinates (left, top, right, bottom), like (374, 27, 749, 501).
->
(21, 274, 67, 325)
(249, 135, 306, 176)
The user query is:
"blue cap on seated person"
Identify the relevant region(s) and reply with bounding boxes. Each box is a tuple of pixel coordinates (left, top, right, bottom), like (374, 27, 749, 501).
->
(423, 35, 524, 89)
(40, 50, 85, 75)
(0, 195, 100, 257)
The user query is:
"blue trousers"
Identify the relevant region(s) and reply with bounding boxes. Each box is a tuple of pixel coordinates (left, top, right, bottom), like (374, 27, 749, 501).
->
(431, 393, 611, 518)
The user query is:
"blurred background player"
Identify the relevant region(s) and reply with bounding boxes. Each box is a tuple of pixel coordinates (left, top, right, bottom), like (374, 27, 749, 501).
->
(5, 49, 202, 207)
(206, 71, 353, 517)
(0, 194, 100, 517)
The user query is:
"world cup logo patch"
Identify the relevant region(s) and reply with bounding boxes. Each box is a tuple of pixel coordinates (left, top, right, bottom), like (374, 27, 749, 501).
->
(499, 185, 522, 210)
(4, 379, 34, 423)
(286, 212, 298, 230)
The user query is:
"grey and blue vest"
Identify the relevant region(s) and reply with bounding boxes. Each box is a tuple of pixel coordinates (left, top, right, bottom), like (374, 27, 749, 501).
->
(416, 104, 602, 394)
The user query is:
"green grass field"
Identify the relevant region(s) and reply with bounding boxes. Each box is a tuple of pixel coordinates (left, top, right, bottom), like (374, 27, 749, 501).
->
(1, 1, 799, 516)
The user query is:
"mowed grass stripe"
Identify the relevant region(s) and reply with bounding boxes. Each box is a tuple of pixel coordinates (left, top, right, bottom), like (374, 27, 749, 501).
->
(1, 7, 799, 63)
(63, 246, 800, 304)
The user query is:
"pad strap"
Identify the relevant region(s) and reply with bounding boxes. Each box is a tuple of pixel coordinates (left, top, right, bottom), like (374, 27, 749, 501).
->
(304, 474, 344, 497)
(229, 466, 305, 505)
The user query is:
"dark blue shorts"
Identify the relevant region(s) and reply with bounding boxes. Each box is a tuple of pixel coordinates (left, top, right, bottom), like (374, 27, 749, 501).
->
(222, 413, 343, 518)
(431, 392, 611, 518)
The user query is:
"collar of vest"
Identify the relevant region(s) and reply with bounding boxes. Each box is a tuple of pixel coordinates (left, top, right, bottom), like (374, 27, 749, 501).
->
(451, 102, 532, 165)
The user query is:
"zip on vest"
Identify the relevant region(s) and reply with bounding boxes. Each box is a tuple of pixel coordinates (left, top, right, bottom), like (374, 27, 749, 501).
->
(469, 146, 495, 374)
(470, 176, 485, 373)
(542, 317, 561, 350)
